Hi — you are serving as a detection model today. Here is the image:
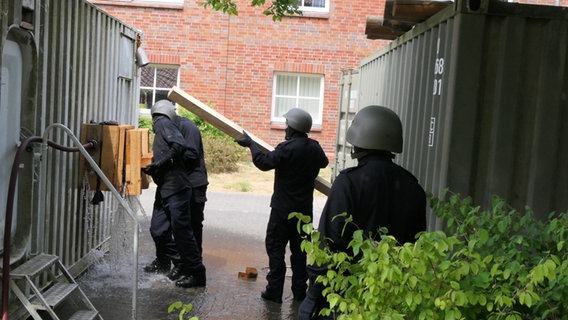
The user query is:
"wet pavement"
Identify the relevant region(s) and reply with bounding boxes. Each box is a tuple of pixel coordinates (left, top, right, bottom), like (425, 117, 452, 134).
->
(77, 188, 325, 320)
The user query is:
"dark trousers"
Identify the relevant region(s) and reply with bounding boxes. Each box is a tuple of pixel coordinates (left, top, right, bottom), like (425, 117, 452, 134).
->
(150, 188, 205, 275)
(190, 185, 207, 253)
(265, 208, 310, 299)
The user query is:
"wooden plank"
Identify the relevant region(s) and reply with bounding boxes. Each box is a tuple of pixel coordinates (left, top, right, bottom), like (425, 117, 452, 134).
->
(168, 86, 331, 195)
(99, 125, 131, 191)
(125, 129, 142, 195)
(78, 124, 103, 190)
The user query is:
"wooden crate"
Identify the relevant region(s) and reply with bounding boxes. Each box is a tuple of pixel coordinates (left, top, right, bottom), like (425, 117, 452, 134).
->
(79, 124, 151, 196)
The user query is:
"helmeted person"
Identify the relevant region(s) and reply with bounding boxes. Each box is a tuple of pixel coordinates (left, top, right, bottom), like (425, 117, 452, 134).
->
(235, 108, 329, 304)
(299, 105, 427, 319)
(142, 99, 206, 288)
(174, 115, 209, 255)
(173, 117, 209, 281)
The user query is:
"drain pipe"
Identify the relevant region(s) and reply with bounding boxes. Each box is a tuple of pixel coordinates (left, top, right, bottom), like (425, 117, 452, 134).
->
(1, 135, 96, 320)
(2, 136, 41, 320)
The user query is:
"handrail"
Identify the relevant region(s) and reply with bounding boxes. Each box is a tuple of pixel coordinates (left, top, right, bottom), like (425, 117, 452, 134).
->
(41, 123, 139, 320)
(1, 123, 139, 320)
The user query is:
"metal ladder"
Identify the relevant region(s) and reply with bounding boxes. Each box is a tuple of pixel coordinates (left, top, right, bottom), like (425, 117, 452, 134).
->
(8, 254, 102, 320)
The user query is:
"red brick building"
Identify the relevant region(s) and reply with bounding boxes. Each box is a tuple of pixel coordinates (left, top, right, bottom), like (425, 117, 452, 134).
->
(89, 0, 389, 160)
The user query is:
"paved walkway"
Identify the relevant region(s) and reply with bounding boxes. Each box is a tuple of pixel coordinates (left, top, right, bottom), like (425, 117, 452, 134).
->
(78, 188, 326, 320)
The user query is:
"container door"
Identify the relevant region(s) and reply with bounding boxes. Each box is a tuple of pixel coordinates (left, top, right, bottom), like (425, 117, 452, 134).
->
(0, 39, 22, 251)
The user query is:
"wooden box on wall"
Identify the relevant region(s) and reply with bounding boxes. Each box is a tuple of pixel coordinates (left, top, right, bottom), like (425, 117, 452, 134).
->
(79, 123, 152, 196)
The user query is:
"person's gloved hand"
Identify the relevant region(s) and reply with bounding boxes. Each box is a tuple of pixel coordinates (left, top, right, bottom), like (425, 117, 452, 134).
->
(298, 295, 317, 320)
(142, 163, 159, 176)
(234, 131, 252, 147)
(142, 161, 163, 176)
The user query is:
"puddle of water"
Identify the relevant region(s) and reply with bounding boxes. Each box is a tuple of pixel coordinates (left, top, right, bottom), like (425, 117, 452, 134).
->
(78, 191, 302, 319)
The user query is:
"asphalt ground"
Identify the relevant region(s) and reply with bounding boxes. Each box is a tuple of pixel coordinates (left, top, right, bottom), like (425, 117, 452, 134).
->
(77, 187, 325, 320)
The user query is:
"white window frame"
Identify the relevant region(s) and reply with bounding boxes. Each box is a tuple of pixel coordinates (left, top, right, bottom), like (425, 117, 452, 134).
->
(139, 64, 180, 115)
(298, 0, 329, 14)
(271, 72, 324, 127)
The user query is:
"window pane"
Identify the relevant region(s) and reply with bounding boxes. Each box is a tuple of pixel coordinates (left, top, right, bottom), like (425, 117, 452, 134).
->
(276, 75, 297, 96)
(299, 76, 321, 97)
(155, 89, 170, 102)
(299, 0, 326, 8)
(274, 97, 296, 117)
(298, 98, 319, 115)
(140, 88, 153, 109)
(140, 66, 155, 87)
(155, 68, 178, 88)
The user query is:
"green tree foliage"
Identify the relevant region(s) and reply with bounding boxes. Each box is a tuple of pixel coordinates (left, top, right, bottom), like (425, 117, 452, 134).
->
(199, 0, 303, 21)
(292, 191, 568, 320)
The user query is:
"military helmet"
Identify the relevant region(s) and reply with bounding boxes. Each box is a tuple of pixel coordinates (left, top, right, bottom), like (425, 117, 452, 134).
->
(283, 108, 312, 133)
(346, 105, 403, 153)
(150, 100, 177, 120)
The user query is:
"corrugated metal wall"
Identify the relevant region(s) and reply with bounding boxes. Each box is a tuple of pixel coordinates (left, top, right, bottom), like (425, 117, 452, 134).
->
(36, 0, 140, 269)
(349, 0, 568, 227)
(1, 0, 140, 273)
(333, 69, 360, 181)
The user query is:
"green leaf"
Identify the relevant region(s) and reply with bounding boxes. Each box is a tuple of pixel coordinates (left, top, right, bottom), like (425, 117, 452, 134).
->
(478, 229, 489, 244)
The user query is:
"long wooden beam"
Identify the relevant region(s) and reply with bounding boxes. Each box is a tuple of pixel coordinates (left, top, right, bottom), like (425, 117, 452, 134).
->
(168, 86, 331, 196)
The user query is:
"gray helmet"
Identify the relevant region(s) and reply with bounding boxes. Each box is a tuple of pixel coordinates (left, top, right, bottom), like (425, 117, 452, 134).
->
(150, 100, 177, 120)
(283, 108, 312, 133)
(346, 105, 403, 153)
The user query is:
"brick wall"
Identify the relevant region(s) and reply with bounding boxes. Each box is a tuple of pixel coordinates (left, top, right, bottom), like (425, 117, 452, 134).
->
(90, 0, 389, 162)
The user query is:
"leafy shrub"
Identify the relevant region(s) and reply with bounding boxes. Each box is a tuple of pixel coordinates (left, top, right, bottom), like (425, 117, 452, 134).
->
(138, 116, 153, 134)
(202, 134, 245, 173)
(295, 191, 568, 320)
(177, 107, 225, 138)
(168, 301, 198, 320)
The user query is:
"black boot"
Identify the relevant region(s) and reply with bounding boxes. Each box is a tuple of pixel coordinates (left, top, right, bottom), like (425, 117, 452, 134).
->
(261, 290, 282, 303)
(175, 274, 206, 288)
(167, 265, 183, 281)
(143, 259, 170, 274)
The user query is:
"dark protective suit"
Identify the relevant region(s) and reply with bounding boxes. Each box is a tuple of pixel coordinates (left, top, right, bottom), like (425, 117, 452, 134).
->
(175, 116, 208, 253)
(249, 131, 329, 301)
(299, 152, 426, 319)
(148, 116, 205, 277)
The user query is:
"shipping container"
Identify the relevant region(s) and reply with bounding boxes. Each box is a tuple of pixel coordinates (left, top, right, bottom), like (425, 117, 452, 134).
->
(335, 0, 568, 229)
(1, 0, 141, 317)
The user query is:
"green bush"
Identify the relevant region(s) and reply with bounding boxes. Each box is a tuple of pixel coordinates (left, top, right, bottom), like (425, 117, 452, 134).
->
(294, 191, 568, 320)
(138, 116, 153, 134)
(203, 134, 245, 173)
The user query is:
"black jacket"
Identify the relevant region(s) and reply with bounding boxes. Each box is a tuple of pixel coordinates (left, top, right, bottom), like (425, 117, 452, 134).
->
(175, 117, 209, 189)
(304, 153, 426, 312)
(318, 152, 426, 251)
(250, 133, 328, 216)
(151, 116, 191, 198)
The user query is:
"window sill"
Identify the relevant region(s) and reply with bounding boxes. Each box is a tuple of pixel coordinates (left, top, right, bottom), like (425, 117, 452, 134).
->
(293, 12, 330, 19)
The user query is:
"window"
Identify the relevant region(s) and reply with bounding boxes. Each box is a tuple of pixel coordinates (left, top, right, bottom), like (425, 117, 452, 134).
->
(272, 73, 324, 127)
(91, 0, 184, 6)
(139, 65, 179, 115)
(297, 0, 329, 13)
